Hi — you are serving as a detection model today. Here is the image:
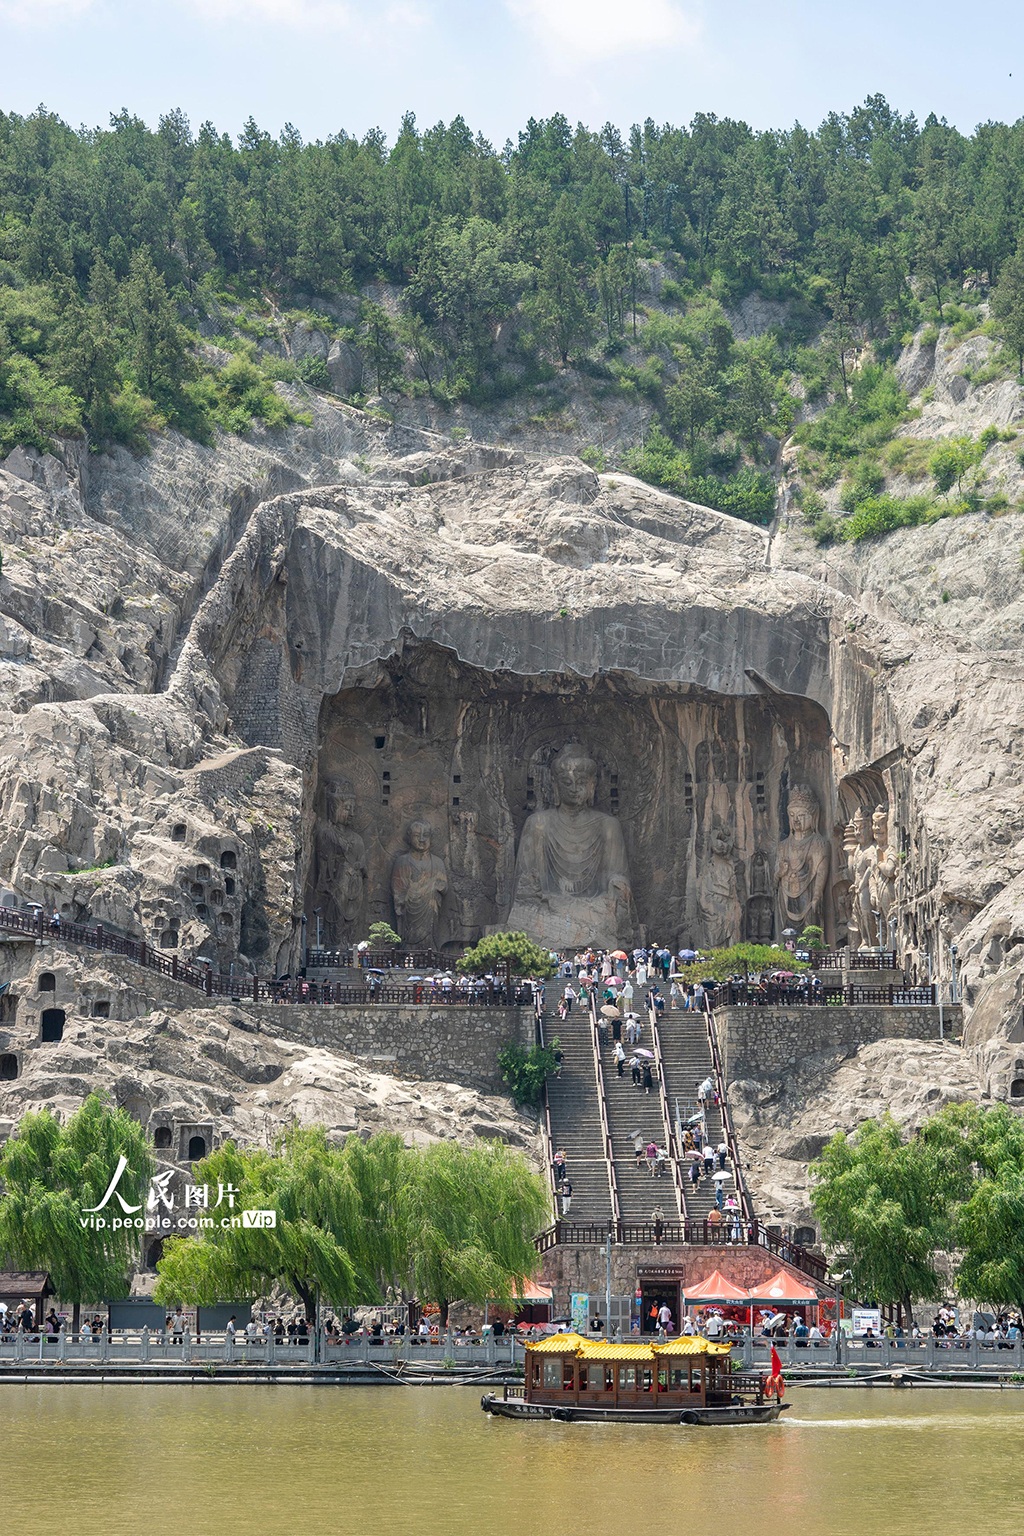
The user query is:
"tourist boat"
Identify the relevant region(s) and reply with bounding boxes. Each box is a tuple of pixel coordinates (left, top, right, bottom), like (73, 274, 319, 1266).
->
(481, 1332, 787, 1425)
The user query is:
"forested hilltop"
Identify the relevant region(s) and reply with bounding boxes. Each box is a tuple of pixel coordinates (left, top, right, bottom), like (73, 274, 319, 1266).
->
(4, 97, 1024, 535)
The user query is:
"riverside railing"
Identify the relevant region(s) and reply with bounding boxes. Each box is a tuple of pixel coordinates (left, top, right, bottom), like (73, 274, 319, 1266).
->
(704, 998, 756, 1227)
(730, 1335, 1024, 1371)
(0, 1330, 519, 1368)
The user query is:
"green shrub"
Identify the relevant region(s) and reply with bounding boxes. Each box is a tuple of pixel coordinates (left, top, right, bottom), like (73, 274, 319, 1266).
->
(579, 445, 607, 472)
(296, 354, 330, 389)
(839, 459, 884, 512)
(497, 1039, 560, 1107)
(920, 325, 940, 347)
(800, 488, 825, 520)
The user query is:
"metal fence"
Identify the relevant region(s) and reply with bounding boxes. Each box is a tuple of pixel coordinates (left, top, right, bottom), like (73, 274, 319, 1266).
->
(714, 982, 936, 1008)
(730, 1335, 1024, 1370)
(534, 1218, 829, 1284)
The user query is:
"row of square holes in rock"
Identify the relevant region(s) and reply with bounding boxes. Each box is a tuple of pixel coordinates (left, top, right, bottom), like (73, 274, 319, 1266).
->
(681, 773, 769, 812)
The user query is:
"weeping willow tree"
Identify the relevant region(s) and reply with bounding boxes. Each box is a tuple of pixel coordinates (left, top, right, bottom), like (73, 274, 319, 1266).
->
(0, 1094, 153, 1330)
(154, 1125, 363, 1321)
(154, 1127, 548, 1324)
(410, 1139, 550, 1326)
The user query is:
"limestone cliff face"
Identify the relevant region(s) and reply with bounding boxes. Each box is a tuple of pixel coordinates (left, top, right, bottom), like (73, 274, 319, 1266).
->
(2, 336, 1024, 1175)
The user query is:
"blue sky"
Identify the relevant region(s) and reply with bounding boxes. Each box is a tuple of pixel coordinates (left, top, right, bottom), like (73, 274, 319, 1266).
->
(1, 0, 1022, 146)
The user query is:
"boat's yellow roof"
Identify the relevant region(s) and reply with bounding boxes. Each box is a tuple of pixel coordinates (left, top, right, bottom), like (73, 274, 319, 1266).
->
(526, 1331, 731, 1359)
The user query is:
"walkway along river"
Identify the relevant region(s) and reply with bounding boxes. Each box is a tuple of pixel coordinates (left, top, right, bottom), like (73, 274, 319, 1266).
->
(4, 1386, 1023, 1536)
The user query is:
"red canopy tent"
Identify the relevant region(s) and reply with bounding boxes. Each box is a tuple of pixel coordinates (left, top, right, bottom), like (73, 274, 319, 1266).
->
(683, 1270, 751, 1302)
(746, 1269, 818, 1303)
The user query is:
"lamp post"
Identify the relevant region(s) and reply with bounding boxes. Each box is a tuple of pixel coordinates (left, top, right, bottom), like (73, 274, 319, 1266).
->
(828, 1268, 853, 1367)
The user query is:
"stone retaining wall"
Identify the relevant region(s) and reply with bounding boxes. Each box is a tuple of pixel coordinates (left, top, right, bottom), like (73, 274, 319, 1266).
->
(254, 1002, 533, 1092)
(541, 1243, 826, 1312)
(717, 1004, 964, 1082)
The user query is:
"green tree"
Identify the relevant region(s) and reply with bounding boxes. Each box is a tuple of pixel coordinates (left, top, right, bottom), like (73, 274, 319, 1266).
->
(991, 240, 1024, 375)
(672, 943, 810, 984)
(810, 1115, 971, 1318)
(0, 1095, 154, 1331)
(119, 249, 196, 421)
(154, 1126, 361, 1321)
(948, 1104, 1024, 1312)
(528, 194, 595, 365)
(460, 931, 557, 982)
(929, 435, 984, 498)
(665, 350, 722, 453)
(367, 920, 402, 948)
(410, 1139, 549, 1324)
(358, 300, 403, 395)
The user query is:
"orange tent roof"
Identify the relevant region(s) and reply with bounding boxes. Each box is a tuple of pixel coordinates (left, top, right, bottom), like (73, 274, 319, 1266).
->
(683, 1269, 751, 1301)
(746, 1268, 819, 1303)
(515, 1279, 553, 1302)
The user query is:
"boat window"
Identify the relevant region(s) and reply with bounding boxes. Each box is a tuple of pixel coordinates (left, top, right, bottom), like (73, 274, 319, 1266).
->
(657, 1369, 668, 1390)
(669, 1366, 688, 1389)
(587, 1364, 604, 1391)
(603, 1365, 614, 1391)
(562, 1361, 574, 1390)
(641, 1368, 653, 1392)
(618, 1364, 637, 1390)
(542, 1359, 561, 1388)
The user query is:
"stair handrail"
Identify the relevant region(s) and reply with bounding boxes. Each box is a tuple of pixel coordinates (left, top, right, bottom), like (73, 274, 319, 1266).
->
(647, 1000, 688, 1221)
(704, 996, 755, 1226)
(587, 983, 621, 1229)
(536, 1006, 561, 1219)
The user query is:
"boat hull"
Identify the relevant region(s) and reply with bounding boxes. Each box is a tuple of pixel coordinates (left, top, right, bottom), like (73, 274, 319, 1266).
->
(481, 1395, 787, 1425)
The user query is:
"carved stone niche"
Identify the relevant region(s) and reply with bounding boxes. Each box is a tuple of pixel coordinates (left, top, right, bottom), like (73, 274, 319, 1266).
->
(310, 640, 838, 952)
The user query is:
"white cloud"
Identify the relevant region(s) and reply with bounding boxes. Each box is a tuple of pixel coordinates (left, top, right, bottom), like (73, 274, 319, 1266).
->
(507, 0, 697, 64)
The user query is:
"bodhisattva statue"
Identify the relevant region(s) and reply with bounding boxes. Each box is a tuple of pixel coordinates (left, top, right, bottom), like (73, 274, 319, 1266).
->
(696, 823, 742, 948)
(775, 784, 830, 937)
(746, 850, 774, 943)
(391, 820, 448, 949)
(870, 804, 897, 941)
(317, 779, 367, 943)
(849, 805, 877, 950)
(506, 743, 632, 948)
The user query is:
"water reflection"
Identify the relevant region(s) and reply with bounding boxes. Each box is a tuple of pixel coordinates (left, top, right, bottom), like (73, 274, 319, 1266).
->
(4, 1386, 1022, 1536)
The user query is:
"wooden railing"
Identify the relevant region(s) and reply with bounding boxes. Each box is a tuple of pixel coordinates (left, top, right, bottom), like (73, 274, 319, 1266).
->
(587, 986, 621, 1227)
(533, 1217, 830, 1284)
(714, 982, 935, 1008)
(0, 906, 529, 1007)
(648, 1002, 688, 1221)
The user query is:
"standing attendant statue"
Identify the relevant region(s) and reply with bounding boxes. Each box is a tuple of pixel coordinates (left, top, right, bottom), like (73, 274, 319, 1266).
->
(391, 821, 448, 949)
(696, 822, 742, 948)
(317, 779, 367, 944)
(774, 784, 830, 938)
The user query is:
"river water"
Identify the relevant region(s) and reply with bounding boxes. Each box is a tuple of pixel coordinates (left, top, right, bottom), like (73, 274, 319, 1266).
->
(3, 1385, 1020, 1536)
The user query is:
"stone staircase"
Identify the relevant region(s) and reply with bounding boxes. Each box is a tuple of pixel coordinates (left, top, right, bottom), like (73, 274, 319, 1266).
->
(541, 1009, 614, 1223)
(599, 1019, 678, 1221)
(656, 1008, 729, 1222)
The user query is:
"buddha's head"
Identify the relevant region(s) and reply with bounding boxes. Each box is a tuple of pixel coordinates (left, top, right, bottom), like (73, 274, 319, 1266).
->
(326, 779, 356, 827)
(788, 785, 821, 836)
(552, 743, 598, 810)
(872, 804, 889, 847)
(406, 820, 432, 852)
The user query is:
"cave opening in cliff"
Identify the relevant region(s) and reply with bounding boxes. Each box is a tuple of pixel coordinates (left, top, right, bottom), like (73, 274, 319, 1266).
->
(305, 641, 853, 955)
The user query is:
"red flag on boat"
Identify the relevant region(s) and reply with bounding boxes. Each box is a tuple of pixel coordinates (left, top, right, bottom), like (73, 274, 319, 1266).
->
(770, 1345, 783, 1378)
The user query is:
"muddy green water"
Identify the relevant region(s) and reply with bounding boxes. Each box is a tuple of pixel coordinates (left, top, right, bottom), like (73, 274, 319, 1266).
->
(2, 1386, 1021, 1536)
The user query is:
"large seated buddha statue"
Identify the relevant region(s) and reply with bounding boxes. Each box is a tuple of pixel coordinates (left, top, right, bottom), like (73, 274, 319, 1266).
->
(506, 743, 632, 948)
